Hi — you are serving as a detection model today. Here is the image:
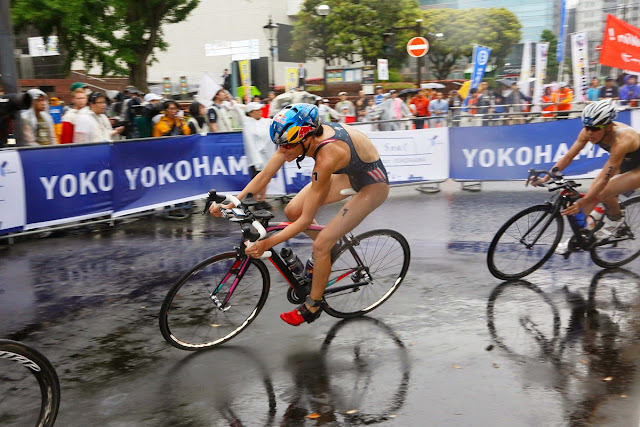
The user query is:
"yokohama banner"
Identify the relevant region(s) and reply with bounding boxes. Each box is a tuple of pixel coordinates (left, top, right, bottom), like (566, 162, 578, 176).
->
(599, 14, 640, 73)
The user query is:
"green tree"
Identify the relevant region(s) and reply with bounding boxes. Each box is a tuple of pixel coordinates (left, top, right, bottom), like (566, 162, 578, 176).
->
(540, 29, 559, 83)
(292, 0, 422, 72)
(11, 0, 199, 90)
(419, 8, 522, 80)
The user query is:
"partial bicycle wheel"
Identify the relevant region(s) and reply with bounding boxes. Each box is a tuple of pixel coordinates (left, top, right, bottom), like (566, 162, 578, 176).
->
(323, 229, 410, 318)
(591, 196, 640, 268)
(0, 339, 61, 427)
(159, 252, 270, 350)
(486, 281, 561, 360)
(487, 204, 563, 280)
(321, 317, 410, 424)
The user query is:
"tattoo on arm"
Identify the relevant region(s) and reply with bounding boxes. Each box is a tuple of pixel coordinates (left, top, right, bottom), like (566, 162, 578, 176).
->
(313, 172, 318, 182)
(342, 208, 348, 217)
(604, 165, 614, 181)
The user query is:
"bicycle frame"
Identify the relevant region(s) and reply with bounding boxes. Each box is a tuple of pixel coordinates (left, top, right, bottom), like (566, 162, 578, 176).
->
(218, 221, 368, 306)
(521, 186, 593, 250)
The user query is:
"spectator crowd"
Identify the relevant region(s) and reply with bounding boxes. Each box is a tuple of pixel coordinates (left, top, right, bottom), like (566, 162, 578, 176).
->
(5, 73, 640, 148)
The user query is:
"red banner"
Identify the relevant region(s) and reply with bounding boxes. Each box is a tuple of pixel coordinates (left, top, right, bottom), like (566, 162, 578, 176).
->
(599, 14, 640, 72)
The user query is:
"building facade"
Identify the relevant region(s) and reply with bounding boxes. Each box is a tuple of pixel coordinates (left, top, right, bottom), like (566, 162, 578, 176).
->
(73, 0, 321, 94)
(419, 0, 559, 43)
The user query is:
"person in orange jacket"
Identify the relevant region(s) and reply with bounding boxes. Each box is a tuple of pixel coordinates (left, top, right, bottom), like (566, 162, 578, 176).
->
(541, 86, 556, 118)
(553, 82, 573, 119)
(152, 101, 191, 137)
(410, 88, 430, 129)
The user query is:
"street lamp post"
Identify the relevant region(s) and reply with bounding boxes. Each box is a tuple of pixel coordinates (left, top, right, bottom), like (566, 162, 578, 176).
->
(315, 4, 331, 85)
(263, 16, 279, 91)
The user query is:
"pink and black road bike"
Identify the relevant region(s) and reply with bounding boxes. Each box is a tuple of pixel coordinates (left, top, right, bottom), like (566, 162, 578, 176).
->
(159, 190, 410, 350)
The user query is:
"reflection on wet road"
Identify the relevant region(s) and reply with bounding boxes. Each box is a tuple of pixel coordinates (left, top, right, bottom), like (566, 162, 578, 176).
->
(2, 181, 640, 426)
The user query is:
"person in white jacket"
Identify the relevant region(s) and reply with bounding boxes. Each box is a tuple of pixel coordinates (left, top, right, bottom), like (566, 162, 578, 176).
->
(241, 102, 275, 208)
(21, 89, 57, 145)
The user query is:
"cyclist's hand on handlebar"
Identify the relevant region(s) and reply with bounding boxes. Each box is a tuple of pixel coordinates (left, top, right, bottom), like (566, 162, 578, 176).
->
(528, 174, 550, 187)
(209, 202, 233, 217)
(245, 240, 267, 258)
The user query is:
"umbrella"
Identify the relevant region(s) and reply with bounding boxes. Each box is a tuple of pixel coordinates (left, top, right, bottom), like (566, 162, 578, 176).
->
(421, 82, 445, 89)
(398, 88, 419, 96)
(496, 78, 516, 87)
(237, 85, 261, 99)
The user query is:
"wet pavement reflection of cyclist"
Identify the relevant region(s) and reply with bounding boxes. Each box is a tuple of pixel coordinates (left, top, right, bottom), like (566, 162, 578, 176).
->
(281, 317, 410, 426)
(487, 269, 640, 425)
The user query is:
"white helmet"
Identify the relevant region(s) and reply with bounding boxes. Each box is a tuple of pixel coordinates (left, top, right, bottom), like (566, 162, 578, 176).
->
(582, 99, 617, 127)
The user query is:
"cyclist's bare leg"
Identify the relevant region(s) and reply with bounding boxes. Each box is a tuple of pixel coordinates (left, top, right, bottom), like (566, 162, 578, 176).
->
(305, 182, 390, 313)
(597, 169, 640, 219)
(284, 174, 352, 239)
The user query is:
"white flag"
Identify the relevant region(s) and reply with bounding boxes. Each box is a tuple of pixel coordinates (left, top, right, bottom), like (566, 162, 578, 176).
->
(196, 72, 222, 108)
(519, 42, 532, 95)
(533, 42, 549, 109)
(571, 32, 590, 103)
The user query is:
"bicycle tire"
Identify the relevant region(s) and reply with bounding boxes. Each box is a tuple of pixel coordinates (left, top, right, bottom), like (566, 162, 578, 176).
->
(0, 339, 61, 427)
(159, 252, 270, 350)
(322, 229, 410, 318)
(487, 204, 563, 280)
(591, 196, 640, 268)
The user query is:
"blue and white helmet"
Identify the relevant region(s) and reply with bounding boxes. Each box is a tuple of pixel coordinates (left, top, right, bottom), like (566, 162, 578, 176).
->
(582, 99, 617, 127)
(270, 103, 319, 145)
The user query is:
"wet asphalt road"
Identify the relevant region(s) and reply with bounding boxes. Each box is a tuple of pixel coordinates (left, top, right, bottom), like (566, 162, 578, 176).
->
(2, 180, 640, 426)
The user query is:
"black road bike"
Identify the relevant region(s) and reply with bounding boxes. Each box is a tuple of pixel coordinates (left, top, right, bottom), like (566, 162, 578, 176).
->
(487, 169, 640, 280)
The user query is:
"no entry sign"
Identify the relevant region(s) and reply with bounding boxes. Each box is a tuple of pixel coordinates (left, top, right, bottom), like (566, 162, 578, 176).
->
(407, 37, 429, 58)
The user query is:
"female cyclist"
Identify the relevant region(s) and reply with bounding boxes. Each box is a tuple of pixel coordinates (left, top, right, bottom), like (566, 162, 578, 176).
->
(531, 99, 640, 251)
(210, 103, 389, 326)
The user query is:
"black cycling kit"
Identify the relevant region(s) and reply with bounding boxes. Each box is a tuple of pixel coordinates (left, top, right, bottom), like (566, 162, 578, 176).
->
(313, 122, 389, 192)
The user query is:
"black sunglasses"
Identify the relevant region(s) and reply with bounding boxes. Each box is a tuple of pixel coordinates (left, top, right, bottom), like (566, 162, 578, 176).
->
(584, 125, 606, 132)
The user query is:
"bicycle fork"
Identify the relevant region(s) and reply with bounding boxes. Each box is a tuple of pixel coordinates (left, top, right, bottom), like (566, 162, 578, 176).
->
(211, 256, 251, 311)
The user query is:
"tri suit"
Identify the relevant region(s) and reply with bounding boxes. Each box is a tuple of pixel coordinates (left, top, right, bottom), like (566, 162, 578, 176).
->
(313, 122, 389, 192)
(599, 127, 640, 174)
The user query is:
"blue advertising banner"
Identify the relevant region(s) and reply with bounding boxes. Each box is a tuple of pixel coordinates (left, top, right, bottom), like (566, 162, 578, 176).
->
(20, 143, 112, 229)
(470, 45, 492, 91)
(557, 0, 567, 64)
(449, 111, 632, 180)
(110, 133, 251, 216)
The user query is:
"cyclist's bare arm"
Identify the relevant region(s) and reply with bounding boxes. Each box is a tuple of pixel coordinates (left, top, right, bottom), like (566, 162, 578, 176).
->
(237, 151, 287, 200)
(530, 133, 589, 186)
(246, 158, 333, 257)
(564, 132, 633, 215)
(209, 151, 286, 216)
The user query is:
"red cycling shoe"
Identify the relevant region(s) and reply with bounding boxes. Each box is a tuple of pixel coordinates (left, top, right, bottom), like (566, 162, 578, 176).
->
(280, 303, 322, 326)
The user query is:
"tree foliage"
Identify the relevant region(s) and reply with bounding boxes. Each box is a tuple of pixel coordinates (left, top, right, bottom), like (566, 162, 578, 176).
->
(424, 8, 522, 80)
(11, 0, 199, 90)
(292, 0, 422, 69)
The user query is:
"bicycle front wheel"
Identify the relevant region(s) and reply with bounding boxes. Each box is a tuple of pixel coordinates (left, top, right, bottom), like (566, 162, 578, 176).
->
(591, 196, 640, 268)
(159, 252, 270, 350)
(0, 339, 60, 427)
(323, 229, 410, 318)
(487, 204, 563, 280)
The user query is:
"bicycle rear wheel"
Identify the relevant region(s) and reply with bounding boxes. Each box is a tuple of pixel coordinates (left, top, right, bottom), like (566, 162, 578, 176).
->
(0, 339, 60, 427)
(159, 252, 270, 350)
(591, 196, 640, 268)
(487, 204, 563, 280)
(322, 229, 410, 318)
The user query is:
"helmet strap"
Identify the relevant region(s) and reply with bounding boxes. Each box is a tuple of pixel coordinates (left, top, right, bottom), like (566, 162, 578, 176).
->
(295, 139, 310, 169)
